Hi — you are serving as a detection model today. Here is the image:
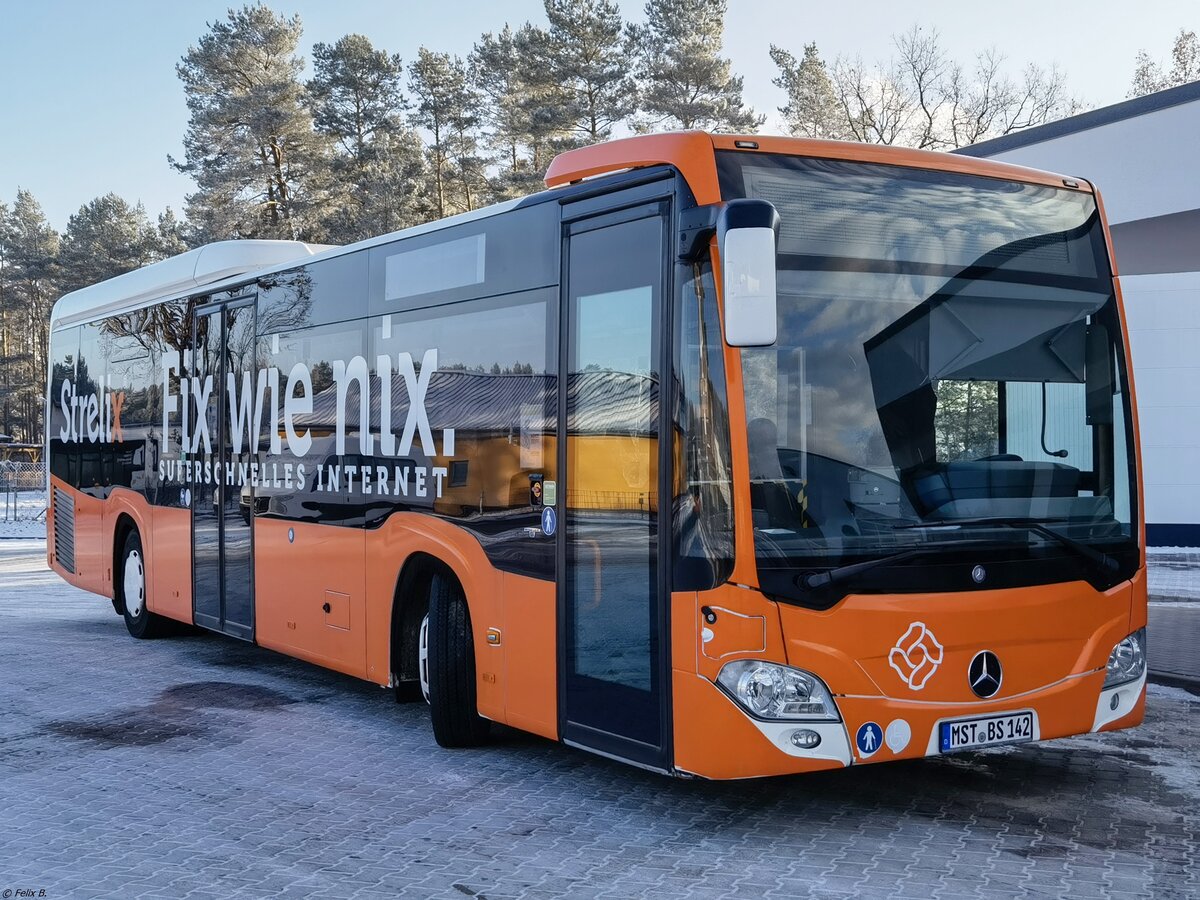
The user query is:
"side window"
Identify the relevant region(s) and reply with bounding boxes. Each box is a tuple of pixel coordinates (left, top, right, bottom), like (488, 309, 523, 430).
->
(74, 323, 106, 496)
(368, 290, 557, 579)
(258, 252, 368, 333)
(674, 260, 734, 588)
(48, 326, 80, 486)
(258, 321, 367, 525)
(101, 315, 156, 497)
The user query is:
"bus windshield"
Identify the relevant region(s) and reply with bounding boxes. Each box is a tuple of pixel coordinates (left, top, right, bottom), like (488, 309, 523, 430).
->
(716, 152, 1138, 599)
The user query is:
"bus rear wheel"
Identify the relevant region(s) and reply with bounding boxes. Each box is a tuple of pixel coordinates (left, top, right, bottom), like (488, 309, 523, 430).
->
(118, 530, 167, 640)
(426, 571, 490, 748)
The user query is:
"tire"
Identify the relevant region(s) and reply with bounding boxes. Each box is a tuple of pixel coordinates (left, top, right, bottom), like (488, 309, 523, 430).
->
(118, 530, 167, 640)
(427, 571, 490, 747)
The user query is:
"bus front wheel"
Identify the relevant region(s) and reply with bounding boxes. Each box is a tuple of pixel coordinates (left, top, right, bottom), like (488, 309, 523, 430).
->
(426, 571, 490, 748)
(118, 530, 167, 640)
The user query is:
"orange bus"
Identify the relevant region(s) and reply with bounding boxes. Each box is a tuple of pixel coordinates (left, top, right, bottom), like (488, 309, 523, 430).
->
(45, 133, 1147, 778)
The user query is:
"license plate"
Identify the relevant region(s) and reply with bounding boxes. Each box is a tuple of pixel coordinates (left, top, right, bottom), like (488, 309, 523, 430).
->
(939, 711, 1034, 752)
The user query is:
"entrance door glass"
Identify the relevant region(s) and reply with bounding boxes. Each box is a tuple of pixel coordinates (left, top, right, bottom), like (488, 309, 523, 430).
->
(562, 209, 667, 763)
(191, 300, 255, 639)
(192, 308, 222, 627)
(220, 303, 255, 635)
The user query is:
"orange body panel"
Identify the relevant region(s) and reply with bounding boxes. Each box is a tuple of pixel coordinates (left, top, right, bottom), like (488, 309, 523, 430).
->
(778, 578, 1136, 702)
(672, 672, 843, 779)
(143, 505, 192, 623)
(547, 132, 1090, 201)
(254, 517, 368, 679)
(362, 512, 559, 740)
(66, 487, 106, 595)
(47, 479, 192, 625)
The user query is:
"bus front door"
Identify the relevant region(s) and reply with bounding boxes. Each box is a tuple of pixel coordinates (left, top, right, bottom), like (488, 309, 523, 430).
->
(191, 298, 256, 641)
(559, 190, 673, 771)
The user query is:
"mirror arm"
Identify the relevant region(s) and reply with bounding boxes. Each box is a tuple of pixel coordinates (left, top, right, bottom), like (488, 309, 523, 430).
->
(678, 203, 722, 261)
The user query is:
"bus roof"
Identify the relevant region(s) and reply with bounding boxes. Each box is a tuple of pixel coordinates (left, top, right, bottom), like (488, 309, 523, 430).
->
(50, 240, 331, 331)
(545, 131, 1095, 197)
(48, 199, 524, 332)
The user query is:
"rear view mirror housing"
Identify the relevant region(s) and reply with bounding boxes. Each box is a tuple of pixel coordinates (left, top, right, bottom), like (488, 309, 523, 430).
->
(719, 200, 780, 346)
(678, 199, 781, 347)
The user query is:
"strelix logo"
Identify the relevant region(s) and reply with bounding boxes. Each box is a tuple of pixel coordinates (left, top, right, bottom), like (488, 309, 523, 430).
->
(58, 379, 126, 444)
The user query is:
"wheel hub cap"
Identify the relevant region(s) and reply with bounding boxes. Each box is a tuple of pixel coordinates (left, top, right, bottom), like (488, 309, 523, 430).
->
(124, 549, 144, 618)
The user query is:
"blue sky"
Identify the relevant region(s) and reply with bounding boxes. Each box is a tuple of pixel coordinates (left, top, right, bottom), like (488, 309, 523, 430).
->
(1, 0, 1194, 229)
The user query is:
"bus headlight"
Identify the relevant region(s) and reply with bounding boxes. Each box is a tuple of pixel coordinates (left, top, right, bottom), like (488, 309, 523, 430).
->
(1103, 628, 1146, 689)
(716, 660, 840, 721)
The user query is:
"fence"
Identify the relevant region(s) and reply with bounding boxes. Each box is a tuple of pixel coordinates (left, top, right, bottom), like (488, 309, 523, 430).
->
(1, 461, 46, 522)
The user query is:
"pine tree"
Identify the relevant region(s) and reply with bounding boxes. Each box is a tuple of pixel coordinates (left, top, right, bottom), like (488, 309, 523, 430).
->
(58, 194, 160, 296)
(172, 4, 331, 242)
(513, 23, 579, 171)
(472, 24, 577, 199)
(630, 0, 762, 132)
(543, 0, 636, 142)
(309, 34, 428, 240)
(155, 208, 190, 257)
(0, 191, 59, 442)
(409, 49, 490, 217)
(472, 27, 528, 175)
(771, 43, 848, 140)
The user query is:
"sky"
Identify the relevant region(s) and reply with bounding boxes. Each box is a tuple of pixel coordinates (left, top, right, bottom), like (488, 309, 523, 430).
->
(0, 0, 1195, 230)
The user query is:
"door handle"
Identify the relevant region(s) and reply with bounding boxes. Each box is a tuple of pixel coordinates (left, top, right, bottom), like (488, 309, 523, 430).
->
(322, 602, 331, 613)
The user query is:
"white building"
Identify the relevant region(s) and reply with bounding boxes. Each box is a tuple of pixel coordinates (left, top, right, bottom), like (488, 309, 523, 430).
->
(959, 81, 1200, 546)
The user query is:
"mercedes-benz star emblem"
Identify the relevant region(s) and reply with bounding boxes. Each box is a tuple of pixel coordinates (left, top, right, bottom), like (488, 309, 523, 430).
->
(968, 650, 1003, 699)
(971, 565, 987, 584)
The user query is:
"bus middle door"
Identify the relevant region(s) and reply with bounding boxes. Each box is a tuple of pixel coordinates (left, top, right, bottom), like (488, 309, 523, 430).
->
(191, 297, 256, 641)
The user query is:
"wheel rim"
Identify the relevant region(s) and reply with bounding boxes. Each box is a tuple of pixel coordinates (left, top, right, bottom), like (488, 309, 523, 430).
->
(124, 548, 145, 618)
(418, 613, 431, 704)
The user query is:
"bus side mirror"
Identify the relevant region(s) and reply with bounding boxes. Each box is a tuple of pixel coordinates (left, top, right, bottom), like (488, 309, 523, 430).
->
(718, 200, 780, 347)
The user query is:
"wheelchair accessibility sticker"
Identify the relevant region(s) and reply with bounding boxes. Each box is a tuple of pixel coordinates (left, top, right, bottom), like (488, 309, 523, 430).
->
(856, 721, 882, 758)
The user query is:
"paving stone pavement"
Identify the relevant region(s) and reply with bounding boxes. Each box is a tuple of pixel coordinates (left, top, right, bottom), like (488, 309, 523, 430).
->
(1, 538, 1197, 900)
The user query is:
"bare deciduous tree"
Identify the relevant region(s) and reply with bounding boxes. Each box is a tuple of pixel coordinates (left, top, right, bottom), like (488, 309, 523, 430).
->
(1129, 28, 1200, 97)
(774, 27, 1083, 149)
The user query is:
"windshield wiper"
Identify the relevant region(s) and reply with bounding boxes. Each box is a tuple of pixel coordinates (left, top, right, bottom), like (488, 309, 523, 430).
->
(898, 517, 1121, 577)
(799, 539, 998, 591)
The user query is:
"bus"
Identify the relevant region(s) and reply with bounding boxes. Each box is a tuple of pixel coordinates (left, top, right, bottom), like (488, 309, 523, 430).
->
(45, 132, 1147, 779)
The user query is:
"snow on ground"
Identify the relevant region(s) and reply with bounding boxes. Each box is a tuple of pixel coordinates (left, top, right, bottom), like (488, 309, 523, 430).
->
(1146, 546, 1200, 603)
(0, 490, 47, 540)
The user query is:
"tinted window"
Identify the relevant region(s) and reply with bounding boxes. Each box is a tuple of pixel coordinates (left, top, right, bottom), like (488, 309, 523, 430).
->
(718, 152, 1138, 599)
(674, 260, 734, 589)
(367, 204, 557, 316)
(258, 250, 368, 334)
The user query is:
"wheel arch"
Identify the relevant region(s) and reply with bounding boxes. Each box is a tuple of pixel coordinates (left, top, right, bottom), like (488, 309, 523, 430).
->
(111, 511, 141, 611)
(390, 551, 466, 687)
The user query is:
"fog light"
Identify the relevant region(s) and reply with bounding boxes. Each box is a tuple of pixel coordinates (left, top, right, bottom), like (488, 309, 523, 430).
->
(1110, 693, 1121, 711)
(789, 729, 822, 749)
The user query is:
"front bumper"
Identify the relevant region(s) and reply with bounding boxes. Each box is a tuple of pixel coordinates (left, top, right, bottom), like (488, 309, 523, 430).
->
(674, 665, 1146, 779)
